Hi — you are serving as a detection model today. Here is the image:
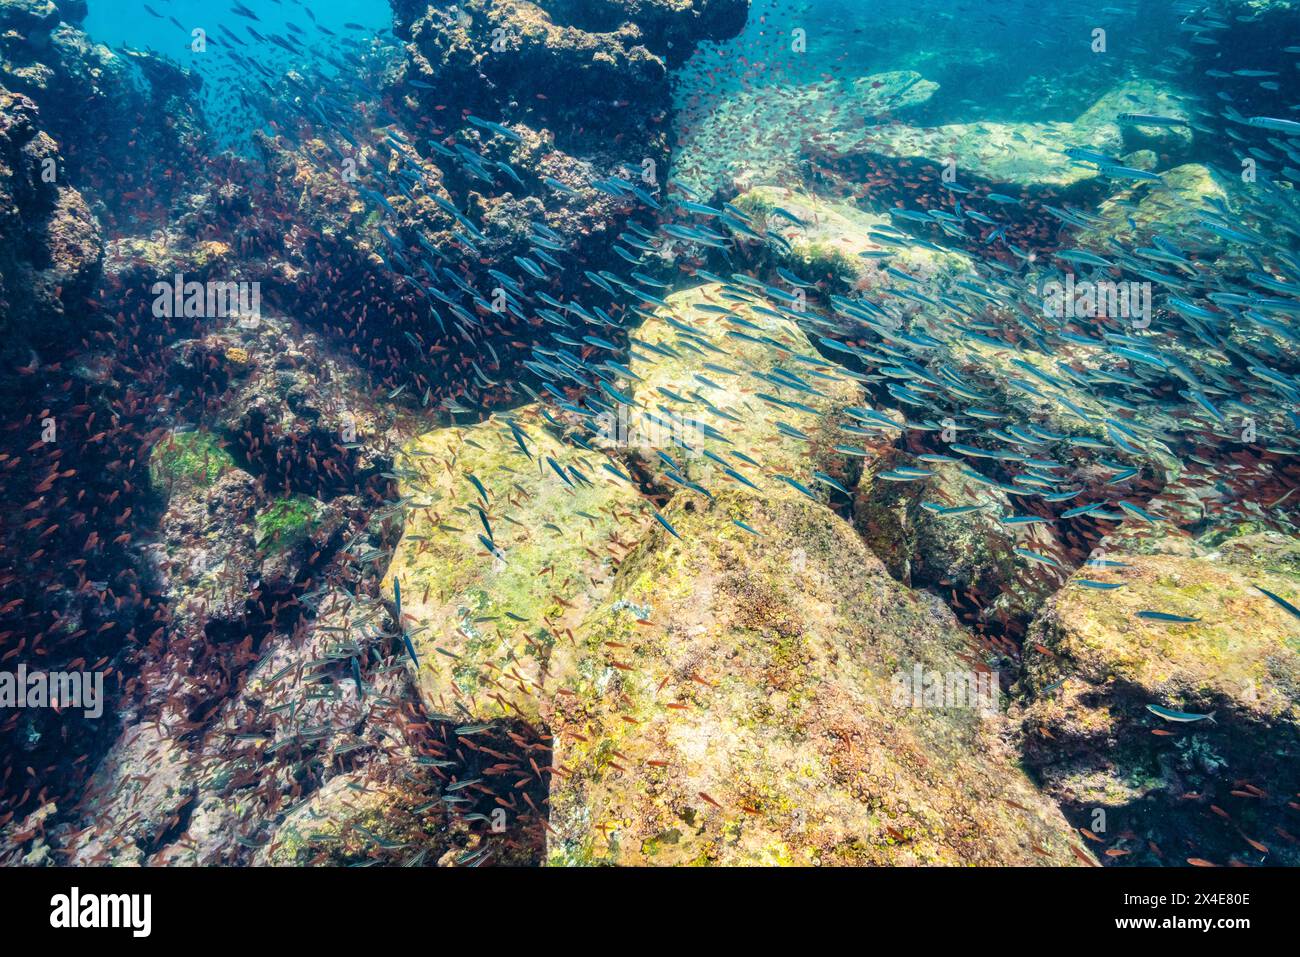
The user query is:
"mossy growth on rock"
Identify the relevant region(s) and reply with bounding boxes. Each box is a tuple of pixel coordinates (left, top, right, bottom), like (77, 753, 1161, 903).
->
(380, 404, 648, 725)
(148, 430, 236, 494)
(786, 240, 856, 284)
(254, 496, 321, 553)
(625, 282, 862, 500)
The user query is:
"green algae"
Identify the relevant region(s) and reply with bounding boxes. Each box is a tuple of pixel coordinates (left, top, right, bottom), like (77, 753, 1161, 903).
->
(254, 496, 320, 553)
(148, 431, 236, 492)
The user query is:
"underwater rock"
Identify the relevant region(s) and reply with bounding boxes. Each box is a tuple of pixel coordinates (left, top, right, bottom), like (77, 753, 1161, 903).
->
(378, 279, 869, 728)
(394, 0, 744, 105)
(547, 489, 1091, 865)
(941, 330, 1185, 486)
(146, 431, 345, 620)
(146, 586, 430, 866)
(733, 184, 971, 290)
(253, 770, 447, 866)
(145, 445, 261, 639)
(1073, 163, 1234, 259)
(0, 84, 101, 363)
(387, 0, 746, 285)
(253, 494, 350, 589)
(138, 427, 348, 740)
(541, 0, 748, 65)
(851, 80, 1194, 197)
(673, 69, 938, 195)
(861, 121, 1099, 193)
(0, 801, 58, 866)
(0, 0, 204, 209)
(205, 314, 408, 496)
(853, 459, 1065, 625)
(1073, 81, 1195, 160)
(620, 282, 863, 501)
(393, 0, 745, 206)
(1015, 535, 1300, 864)
(257, 132, 389, 245)
(64, 723, 197, 866)
(380, 404, 648, 725)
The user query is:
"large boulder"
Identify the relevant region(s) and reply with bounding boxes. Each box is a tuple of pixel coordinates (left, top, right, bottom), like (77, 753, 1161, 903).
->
(620, 282, 863, 502)
(547, 490, 1092, 866)
(843, 80, 1195, 197)
(733, 184, 972, 292)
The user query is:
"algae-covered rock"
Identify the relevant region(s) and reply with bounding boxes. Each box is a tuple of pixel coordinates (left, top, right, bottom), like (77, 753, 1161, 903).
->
(623, 283, 862, 503)
(734, 185, 972, 290)
(1015, 544, 1300, 864)
(1021, 551, 1300, 730)
(1074, 163, 1231, 255)
(380, 405, 648, 725)
(859, 80, 1194, 195)
(547, 489, 1091, 866)
(147, 429, 237, 498)
(867, 120, 1099, 191)
(254, 495, 324, 553)
(1074, 81, 1195, 158)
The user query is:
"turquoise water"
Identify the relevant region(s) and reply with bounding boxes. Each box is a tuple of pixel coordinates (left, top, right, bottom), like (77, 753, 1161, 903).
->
(86, 0, 390, 54)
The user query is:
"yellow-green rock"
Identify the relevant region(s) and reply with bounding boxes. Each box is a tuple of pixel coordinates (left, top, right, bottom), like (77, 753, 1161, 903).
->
(1022, 550, 1300, 725)
(1016, 540, 1300, 863)
(380, 405, 647, 724)
(734, 185, 972, 288)
(624, 283, 862, 502)
(547, 490, 1091, 866)
(865, 81, 1193, 192)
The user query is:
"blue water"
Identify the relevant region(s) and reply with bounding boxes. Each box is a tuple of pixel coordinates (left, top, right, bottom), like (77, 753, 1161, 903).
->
(86, 0, 391, 147)
(85, 0, 389, 55)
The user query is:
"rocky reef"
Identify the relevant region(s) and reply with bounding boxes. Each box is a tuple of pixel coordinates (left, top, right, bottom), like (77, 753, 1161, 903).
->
(377, 282, 1098, 866)
(0, 82, 100, 365)
(3, 0, 1299, 874)
(0, 0, 205, 223)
